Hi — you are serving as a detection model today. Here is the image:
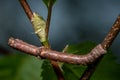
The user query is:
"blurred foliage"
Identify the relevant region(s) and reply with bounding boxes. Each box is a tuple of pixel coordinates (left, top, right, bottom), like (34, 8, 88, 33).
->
(62, 41, 120, 80)
(40, 60, 57, 80)
(0, 41, 120, 80)
(42, 0, 56, 8)
(0, 54, 43, 80)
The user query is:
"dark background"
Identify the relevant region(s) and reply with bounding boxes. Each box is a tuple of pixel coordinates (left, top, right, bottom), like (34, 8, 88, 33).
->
(0, 0, 120, 62)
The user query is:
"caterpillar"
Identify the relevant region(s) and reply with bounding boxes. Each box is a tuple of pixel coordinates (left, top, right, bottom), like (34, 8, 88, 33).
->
(40, 44, 106, 65)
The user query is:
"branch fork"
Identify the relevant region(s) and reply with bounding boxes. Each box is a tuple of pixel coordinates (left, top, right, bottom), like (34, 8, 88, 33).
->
(9, 0, 120, 80)
(8, 14, 120, 80)
(8, 38, 107, 65)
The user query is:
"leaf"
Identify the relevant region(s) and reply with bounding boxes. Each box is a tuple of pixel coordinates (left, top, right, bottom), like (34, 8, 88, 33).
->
(61, 41, 120, 80)
(91, 51, 120, 80)
(40, 60, 57, 80)
(0, 53, 43, 80)
(31, 12, 46, 43)
(42, 0, 56, 8)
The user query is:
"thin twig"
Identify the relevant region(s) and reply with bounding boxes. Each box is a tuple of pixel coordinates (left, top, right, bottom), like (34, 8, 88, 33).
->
(80, 15, 120, 80)
(19, 0, 33, 20)
(45, 0, 65, 79)
(19, 0, 64, 80)
(101, 15, 120, 50)
(45, 0, 53, 38)
(8, 38, 106, 65)
(79, 56, 103, 80)
(8, 37, 39, 56)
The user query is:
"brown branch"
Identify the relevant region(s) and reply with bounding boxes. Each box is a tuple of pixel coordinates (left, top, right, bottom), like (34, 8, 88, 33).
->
(101, 15, 120, 50)
(8, 38, 66, 80)
(80, 15, 120, 80)
(8, 38, 106, 65)
(40, 44, 106, 65)
(19, 0, 33, 20)
(19, 0, 64, 80)
(50, 61, 65, 80)
(79, 56, 103, 80)
(8, 37, 39, 56)
(45, 0, 53, 38)
(44, 2, 65, 80)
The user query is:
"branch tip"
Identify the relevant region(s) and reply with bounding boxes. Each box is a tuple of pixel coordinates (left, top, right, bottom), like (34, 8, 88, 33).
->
(8, 37, 15, 46)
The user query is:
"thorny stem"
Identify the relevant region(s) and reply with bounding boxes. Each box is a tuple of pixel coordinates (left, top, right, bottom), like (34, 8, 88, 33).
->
(19, 0, 64, 80)
(80, 15, 120, 80)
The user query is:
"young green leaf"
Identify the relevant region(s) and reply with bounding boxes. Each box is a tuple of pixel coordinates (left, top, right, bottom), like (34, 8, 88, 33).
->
(42, 0, 56, 8)
(61, 41, 120, 80)
(31, 12, 46, 43)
